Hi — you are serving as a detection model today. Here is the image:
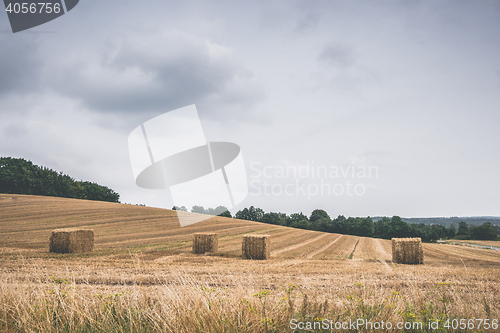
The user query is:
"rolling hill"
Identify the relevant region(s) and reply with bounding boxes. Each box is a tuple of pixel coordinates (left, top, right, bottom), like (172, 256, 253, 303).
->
(2, 193, 500, 267)
(2, 194, 500, 332)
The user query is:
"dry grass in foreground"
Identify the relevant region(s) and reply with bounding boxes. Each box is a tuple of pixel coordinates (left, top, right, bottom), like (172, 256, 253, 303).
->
(1, 194, 500, 332)
(1, 252, 499, 332)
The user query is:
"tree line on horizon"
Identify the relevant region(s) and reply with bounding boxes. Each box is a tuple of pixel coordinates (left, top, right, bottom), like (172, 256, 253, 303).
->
(174, 205, 499, 242)
(454, 221, 498, 241)
(0, 157, 120, 203)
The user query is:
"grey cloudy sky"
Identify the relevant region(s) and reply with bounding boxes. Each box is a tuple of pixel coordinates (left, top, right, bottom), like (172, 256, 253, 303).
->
(1, 0, 499, 218)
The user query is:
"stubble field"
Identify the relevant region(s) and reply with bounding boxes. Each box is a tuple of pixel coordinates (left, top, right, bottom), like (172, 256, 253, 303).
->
(1, 194, 500, 332)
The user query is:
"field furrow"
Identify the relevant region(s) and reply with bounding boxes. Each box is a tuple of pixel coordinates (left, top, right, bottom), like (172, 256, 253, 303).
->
(266, 230, 320, 255)
(273, 233, 335, 259)
(352, 237, 374, 259)
(272, 233, 328, 257)
(377, 239, 392, 261)
(310, 234, 360, 259)
(306, 234, 343, 259)
(424, 243, 500, 263)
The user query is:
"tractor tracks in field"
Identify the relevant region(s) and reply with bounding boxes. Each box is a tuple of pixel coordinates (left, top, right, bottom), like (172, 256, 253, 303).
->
(306, 235, 343, 259)
(348, 237, 360, 259)
(374, 238, 392, 271)
(272, 233, 329, 257)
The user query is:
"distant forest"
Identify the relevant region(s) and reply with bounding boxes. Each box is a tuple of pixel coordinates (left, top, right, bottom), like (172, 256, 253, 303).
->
(0, 157, 120, 203)
(394, 216, 500, 227)
(176, 205, 500, 242)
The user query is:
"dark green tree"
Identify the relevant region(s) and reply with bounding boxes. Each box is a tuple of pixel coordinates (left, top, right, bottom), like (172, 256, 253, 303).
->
(210, 206, 231, 217)
(374, 217, 391, 239)
(290, 219, 312, 230)
(0, 157, 119, 203)
(218, 210, 232, 218)
(261, 212, 284, 225)
(235, 206, 264, 221)
(287, 212, 308, 226)
(357, 217, 375, 237)
(309, 209, 331, 231)
(390, 216, 410, 238)
(457, 221, 470, 237)
(309, 209, 330, 223)
(470, 222, 497, 240)
(333, 215, 348, 234)
(448, 225, 456, 239)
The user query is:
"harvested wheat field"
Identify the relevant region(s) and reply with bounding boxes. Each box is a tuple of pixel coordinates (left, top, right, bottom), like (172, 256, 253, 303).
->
(1, 194, 500, 332)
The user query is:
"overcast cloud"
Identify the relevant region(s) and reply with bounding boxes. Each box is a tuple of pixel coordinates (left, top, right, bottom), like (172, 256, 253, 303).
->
(1, 0, 499, 218)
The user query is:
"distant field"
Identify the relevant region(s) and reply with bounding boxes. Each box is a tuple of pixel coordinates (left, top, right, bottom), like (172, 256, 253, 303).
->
(1, 194, 500, 332)
(445, 239, 500, 248)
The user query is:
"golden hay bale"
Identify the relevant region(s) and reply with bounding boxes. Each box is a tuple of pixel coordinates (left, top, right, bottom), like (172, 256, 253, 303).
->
(49, 229, 94, 253)
(242, 235, 270, 260)
(391, 238, 423, 264)
(193, 233, 218, 254)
